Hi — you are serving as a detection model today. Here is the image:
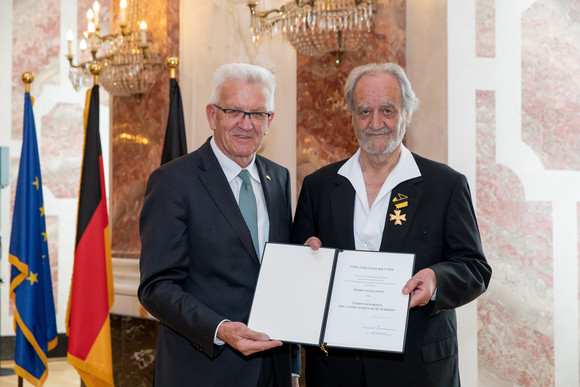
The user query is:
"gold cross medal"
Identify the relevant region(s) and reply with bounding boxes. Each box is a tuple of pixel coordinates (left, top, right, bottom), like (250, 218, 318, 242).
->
(389, 193, 408, 226)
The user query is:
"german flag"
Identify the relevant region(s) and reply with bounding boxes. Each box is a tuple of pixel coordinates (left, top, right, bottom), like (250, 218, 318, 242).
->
(66, 85, 114, 387)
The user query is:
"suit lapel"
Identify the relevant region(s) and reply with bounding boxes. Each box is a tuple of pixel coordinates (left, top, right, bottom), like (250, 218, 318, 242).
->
(196, 141, 260, 264)
(256, 158, 277, 242)
(380, 177, 423, 251)
(330, 174, 356, 250)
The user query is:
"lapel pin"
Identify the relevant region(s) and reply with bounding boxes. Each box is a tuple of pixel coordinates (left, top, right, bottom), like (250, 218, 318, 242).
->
(392, 193, 408, 209)
(266, 175, 271, 181)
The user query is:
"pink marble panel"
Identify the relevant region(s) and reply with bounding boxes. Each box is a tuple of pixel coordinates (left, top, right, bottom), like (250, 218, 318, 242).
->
(166, 0, 180, 67)
(12, 0, 60, 140)
(40, 104, 84, 198)
(110, 0, 178, 258)
(476, 90, 554, 386)
(10, 0, 64, 319)
(521, 1, 580, 170)
(296, 0, 405, 190)
(476, 0, 495, 58)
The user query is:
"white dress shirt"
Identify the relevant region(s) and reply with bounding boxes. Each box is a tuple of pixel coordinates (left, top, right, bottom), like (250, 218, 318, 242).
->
(210, 138, 271, 345)
(210, 137, 270, 259)
(337, 145, 421, 251)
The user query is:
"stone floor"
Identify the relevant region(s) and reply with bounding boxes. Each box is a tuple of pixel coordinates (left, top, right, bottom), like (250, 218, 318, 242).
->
(0, 359, 79, 386)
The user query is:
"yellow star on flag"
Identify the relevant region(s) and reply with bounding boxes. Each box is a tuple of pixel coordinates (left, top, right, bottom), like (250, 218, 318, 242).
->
(32, 176, 39, 190)
(39, 205, 45, 217)
(389, 209, 406, 225)
(27, 272, 39, 286)
(41, 231, 47, 242)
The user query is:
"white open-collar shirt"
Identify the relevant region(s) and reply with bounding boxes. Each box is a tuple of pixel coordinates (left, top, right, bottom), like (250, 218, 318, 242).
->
(338, 145, 421, 251)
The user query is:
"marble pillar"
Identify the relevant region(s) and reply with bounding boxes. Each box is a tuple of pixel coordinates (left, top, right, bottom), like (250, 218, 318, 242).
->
(111, 0, 180, 259)
(108, 0, 179, 384)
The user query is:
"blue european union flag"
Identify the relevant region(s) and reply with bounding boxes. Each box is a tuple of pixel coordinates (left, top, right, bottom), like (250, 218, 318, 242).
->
(9, 92, 58, 386)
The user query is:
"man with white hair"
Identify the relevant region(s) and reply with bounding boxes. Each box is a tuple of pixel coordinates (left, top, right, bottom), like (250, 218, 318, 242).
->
(292, 63, 492, 386)
(139, 63, 296, 386)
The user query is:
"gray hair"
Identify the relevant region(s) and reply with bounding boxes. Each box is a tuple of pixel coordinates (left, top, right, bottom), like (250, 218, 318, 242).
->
(344, 63, 420, 119)
(210, 63, 276, 112)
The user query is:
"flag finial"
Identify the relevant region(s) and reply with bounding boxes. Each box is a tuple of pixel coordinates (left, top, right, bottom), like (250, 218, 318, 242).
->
(22, 72, 34, 93)
(166, 56, 179, 79)
(89, 62, 102, 85)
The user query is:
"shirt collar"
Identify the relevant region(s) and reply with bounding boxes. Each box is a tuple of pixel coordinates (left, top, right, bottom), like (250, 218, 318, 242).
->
(338, 145, 421, 206)
(210, 136, 259, 183)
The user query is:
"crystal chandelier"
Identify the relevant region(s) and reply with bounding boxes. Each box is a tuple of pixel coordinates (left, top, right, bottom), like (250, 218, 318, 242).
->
(248, 0, 374, 66)
(65, 0, 163, 103)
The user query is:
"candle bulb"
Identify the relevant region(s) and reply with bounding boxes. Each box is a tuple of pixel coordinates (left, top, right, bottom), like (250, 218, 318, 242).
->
(80, 39, 87, 52)
(88, 21, 96, 48)
(66, 30, 73, 57)
(140, 21, 147, 44)
(119, 0, 127, 24)
(87, 9, 94, 32)
(92, 1, 100, 28)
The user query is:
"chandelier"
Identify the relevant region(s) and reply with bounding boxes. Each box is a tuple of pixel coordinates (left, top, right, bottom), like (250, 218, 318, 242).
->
(65, 0, 163, 103)
(247, 0, 374, 66)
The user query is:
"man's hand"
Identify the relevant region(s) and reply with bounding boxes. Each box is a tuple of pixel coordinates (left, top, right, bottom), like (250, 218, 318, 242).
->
(402, 268, 436, 308)
(292, 376, 300, 387)
(304, 236, 322, 250)
(217, 321, 282, 356)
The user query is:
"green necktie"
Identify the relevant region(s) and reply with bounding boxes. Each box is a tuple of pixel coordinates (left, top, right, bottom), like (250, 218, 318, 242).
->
(238, 169, 260, 259)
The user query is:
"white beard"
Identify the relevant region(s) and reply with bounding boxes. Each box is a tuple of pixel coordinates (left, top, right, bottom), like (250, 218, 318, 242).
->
(356, 115, 407, 156)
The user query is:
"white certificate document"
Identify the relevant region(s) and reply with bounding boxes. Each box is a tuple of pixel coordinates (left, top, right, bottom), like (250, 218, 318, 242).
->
(324, 250, 414, 352)
(248, 243, 414, 352)
(248, 243, 337, 345)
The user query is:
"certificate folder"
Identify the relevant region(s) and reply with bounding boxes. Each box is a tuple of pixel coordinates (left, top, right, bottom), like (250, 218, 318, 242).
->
(248, 243, 415, 353)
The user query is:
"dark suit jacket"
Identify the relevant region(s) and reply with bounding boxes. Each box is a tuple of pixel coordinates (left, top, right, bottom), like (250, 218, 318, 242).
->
(291, 153, 492, 387)
(138, 138, 293, 386)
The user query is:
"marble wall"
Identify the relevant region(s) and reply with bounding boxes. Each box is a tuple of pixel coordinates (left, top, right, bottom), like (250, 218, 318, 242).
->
(1, 0, 111, 336)
(449, 0, 580, 385)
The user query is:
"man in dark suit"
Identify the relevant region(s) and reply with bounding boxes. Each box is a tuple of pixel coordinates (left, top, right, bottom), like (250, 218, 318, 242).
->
(291, 63, 492, 386)
(138, 63, 296, 386)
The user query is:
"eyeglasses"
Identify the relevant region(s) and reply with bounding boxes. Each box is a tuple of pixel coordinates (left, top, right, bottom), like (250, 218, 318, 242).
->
(213, 104, 271, 122)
